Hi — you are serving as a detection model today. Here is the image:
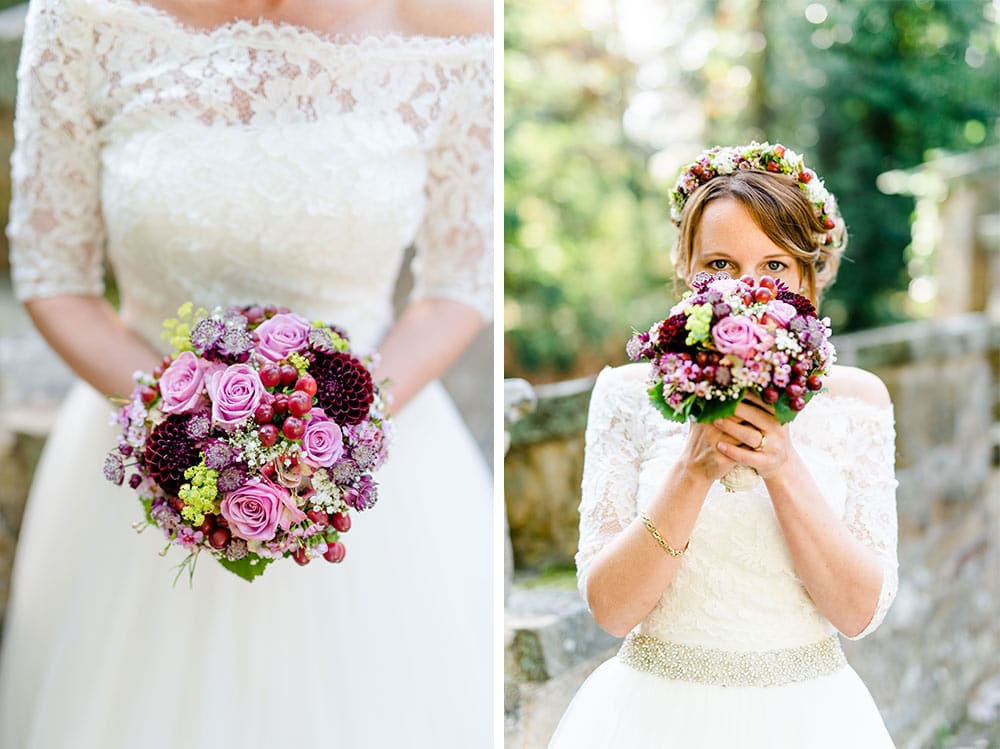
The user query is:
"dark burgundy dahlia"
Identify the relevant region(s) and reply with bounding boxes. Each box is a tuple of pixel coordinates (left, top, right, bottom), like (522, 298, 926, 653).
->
(144, 414, 201, 494)
(309, 351, 374, 426)
(776, 289, 817, 318)
(657, 314, 691, 353)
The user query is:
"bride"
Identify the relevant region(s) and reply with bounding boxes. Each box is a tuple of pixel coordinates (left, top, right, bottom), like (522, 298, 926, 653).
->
(548, 143, 898, 748)
(0, 1, 493, 747)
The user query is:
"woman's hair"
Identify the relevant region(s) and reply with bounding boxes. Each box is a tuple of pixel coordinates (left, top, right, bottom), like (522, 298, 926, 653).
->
(671, 170, 846, 303)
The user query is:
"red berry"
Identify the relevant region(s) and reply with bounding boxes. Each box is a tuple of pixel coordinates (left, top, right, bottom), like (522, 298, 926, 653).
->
(323, 542, 346, 563)
(260, 462, 276, 479)
(245, 305, 265, 324)
(259, 424, 279, 447)
(198, 515, 216, 535)
(287, 390, 312, 418)
(823, 217, 835, 230)
(162, 355, 174, 367)
(294, 375, 318, 397)
(754, 287, 773, 304)
(307, 509, 329, 526)
(739, 274, 755, 286)
(259, 364, 281, 388)
(758, 275, 777, 292)
(807, 374, 823, 391)
(279, 364, 299, 387)
(272, 393, 288, 415)
(152, 365, 165, 379)
(168, 496, 185, 512)
(773, 145, 786, 158)
(766, 160, 780, 173)
(741, 292, 754, 306)
(787, 383, 805, 398)
(790, 396, 806, 411)
(263, 304, 278, 318)
(139, 386, 158, 405)
(254, 403, 275, 424)
(799, 170, 812, 183)
(331, 512, 351, 532)
(762, 387, 780, 404)
(695, 351, 708, 366)
(216, 516, 228, 528)
(209, 527, 230, 550)
(292, 546, 311, 566)
(282, 416, 305, 441)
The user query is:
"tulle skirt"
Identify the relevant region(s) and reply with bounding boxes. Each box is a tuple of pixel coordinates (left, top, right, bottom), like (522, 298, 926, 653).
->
(549, 653, 895, 748)
(0, 380, 492, 749)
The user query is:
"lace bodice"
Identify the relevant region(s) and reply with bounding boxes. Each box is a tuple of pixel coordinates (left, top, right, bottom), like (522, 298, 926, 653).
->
(577, 364, 899, 650)
(8, 0, 492, 353)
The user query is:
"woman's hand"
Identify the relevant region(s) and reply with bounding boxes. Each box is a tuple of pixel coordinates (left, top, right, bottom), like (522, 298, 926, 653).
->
(711, 392, 793, 478)
(680, 421, 739, 484)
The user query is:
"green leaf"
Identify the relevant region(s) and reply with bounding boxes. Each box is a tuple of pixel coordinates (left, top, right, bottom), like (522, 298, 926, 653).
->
(691, 395, 741, 423)
(773, 389, 820, 425)
(216, 553, 274, 582)
(647, 382, 689, 423)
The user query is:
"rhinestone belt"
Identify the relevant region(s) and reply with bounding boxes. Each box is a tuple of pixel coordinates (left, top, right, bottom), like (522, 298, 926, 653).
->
(618, 632, 846, 687)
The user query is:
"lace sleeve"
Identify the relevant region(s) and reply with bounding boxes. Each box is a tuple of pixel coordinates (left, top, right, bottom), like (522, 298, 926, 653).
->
(839, 402, 899, 639)
(409, 45, 493, 321)
(7, 0, 105, 302)
(575, 367, 644, 601)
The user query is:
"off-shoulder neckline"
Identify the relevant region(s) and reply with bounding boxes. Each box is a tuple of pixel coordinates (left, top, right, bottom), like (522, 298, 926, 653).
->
(77, 0, 493, 56)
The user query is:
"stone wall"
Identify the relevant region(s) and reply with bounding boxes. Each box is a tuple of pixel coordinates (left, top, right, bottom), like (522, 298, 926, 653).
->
(505, 312, 1000, 748)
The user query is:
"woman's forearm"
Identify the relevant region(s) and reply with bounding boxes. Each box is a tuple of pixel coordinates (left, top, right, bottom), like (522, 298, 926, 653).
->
(25, 295, 161, 399)
(374, 298, 484, 414)
(764, 449, 883, 637)
(584, 462, 713, 638)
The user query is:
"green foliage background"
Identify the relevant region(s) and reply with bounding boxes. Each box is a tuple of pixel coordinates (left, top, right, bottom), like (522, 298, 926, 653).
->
(505, 0, 999, 381)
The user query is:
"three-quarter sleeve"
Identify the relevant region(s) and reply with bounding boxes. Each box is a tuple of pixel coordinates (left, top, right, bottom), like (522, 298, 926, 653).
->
(838, 403, 899, 639)
(409, 46, 492, 321)
(575, 367, 645, 602)
(7, 0, 105, 302)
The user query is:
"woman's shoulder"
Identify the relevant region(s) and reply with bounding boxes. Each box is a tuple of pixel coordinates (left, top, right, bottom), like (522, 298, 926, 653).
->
(823, 365, 892, 409)
(588, 363, 652, 415)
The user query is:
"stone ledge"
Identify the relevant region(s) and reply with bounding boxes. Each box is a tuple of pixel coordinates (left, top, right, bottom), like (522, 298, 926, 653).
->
(833, 313, 997, 369)
(507, 376, 596, 446)
(505, 580, 620, 684)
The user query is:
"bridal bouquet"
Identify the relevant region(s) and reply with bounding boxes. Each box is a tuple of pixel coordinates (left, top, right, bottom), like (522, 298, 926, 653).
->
(103, 303, 391, 582)
(626, 272, 835, 490)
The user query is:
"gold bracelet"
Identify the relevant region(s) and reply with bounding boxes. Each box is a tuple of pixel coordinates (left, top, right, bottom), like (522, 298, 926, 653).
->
(639, 512, 689, 557)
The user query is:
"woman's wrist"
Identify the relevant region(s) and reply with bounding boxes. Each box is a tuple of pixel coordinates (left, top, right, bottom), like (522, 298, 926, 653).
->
(762, 445, 808, 499)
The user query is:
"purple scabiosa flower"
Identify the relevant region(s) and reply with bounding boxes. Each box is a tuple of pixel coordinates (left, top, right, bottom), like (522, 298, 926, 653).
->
(190, 318, 225, 354)
(202, 439, 234, 470)
(330, 458, 361, 485)
(351, 444, 379, 471)
(186, 412, 212, 440)
(217, 463, 248, 493)
(712, 302, 732, 319)
(625, 335, 645, 362)
(225, 538, 248, 561)
(219, 326, 254, 359)
(103, 452, 125, 485)
(307, 327, 337, 354)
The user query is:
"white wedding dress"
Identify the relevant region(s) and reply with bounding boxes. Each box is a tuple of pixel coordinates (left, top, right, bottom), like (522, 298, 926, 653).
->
(0, 1, 492, 747)
(548, 364, 899, 748)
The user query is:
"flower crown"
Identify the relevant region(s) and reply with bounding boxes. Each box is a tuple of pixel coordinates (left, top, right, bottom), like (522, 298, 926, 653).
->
(669, 142, 845, 251)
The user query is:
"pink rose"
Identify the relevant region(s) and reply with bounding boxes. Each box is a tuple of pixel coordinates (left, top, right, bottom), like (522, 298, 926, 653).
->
(300, 408, 344, 468)
(206, 363, 264, 429)
(220, 478, 287, 541)
(158, 351, 205, 414)
(711, 316, 769, 360)
(253, 313, 312, 362)
(763, 299, 797, 328)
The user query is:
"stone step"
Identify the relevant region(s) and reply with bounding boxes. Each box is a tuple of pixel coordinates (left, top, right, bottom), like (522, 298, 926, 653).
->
(505, 578, 621, 684)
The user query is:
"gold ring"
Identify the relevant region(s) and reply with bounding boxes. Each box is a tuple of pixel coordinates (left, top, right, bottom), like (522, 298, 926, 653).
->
(754, 433, 767, 452)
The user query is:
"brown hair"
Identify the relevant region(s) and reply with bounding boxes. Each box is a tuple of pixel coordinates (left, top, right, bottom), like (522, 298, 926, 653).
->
(672, 170, 846, 303)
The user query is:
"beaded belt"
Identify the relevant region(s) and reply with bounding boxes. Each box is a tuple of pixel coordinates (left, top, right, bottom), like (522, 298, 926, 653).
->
(618, 632, 846, 687)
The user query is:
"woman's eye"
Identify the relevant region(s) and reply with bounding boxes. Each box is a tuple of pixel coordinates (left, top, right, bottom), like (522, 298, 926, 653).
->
(765, 260, 786, 272)
(708, 259, 729, 270)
